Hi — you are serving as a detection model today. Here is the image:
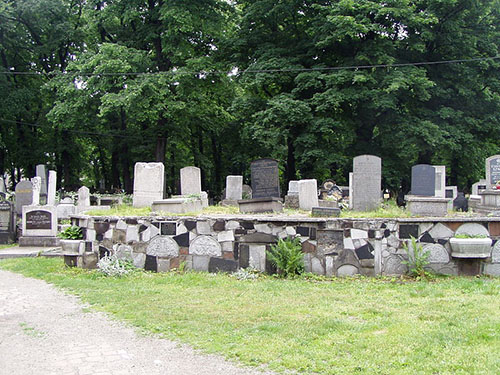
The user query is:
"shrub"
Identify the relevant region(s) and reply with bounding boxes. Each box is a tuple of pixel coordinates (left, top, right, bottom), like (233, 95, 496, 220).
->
(266, 237, 304, 278)
(58, 226, 83, 240)
(402, 236, 431, 278)
(97, 254, 135, 277)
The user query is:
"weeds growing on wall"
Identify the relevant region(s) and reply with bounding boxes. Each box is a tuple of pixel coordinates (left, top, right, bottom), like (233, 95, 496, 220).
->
(402, 236, 431, 279)
(266, 237, 304, 278)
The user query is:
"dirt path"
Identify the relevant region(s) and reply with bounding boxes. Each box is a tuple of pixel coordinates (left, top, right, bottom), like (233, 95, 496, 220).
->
(0, 270, 272, 375)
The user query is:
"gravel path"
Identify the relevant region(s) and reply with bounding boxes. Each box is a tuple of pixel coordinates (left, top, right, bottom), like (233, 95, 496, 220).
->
(0, 270, 272, 375)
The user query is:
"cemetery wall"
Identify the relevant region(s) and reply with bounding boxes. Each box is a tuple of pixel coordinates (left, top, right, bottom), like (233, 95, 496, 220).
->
(71, 215, 500, 277)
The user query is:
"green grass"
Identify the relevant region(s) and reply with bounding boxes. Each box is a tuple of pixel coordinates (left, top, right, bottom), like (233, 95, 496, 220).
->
(85, 204, 152, 216)
(1, 258, 499, 374)
(341, 201, 411, 218)
(0, 244, 16, 250)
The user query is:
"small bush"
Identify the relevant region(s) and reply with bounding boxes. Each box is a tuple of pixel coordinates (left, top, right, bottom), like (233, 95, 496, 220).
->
(97, 254, 135, 277)
(402, 236, 431, 279)
(266, 237, 304, 278)
(58, 226, 83, 240)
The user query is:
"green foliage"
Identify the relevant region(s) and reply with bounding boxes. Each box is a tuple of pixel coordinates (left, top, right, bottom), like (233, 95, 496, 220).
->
(58, 226, 83, 240)
(402, 236, 431, 279)
(266, 237, 304, 277)
(454, 234, 488, 239)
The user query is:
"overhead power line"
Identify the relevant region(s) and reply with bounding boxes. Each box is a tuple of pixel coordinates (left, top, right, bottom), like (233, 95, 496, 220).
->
(0, 118, 142, 139)
(0, 56, 498, 77)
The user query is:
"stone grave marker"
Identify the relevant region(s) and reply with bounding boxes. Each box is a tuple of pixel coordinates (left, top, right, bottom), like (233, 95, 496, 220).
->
(0, 177, 5, 194)
(78, 186, 91, 207)
(348, 172, 353, 209)
(287, 181, 299, 196)
(298, 179, 318, 210)
(15, 180, 33, 215)
(31, 177, 41, 206)
(47, 170, 57, 206)
(180, 166, 202, 196)
(472, 179, 487, 195)
(22, 205, 58, 238)
(36, 164, 48, 204)
(433, 165, 446, 198)
(352, 155, 381, 211)
(225, 175, 243, 200)
(411, 164, 435, 196)
(0, 199, 14, 243)
(132, 162, 164, 207)
(250, 158, 280, 199)
(486, 155, 500, 187)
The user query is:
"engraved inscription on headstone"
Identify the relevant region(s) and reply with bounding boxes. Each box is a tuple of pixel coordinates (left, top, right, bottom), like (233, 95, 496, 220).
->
(250, 159, 280, 199)
(25, 210, 52, 230)
(411, 164, 435, 196)
(486, 155, 500, 186)
(146, 236, 179, 257)
(352, 155, 381, 211)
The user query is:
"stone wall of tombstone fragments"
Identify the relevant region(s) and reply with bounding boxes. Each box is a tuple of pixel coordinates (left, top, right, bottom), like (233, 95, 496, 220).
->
(71, 215, 500, 277)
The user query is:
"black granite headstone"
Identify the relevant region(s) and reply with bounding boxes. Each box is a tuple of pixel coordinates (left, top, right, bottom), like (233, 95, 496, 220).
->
(411, 164, 435, 196)
(445, 189, 453, 198)
(250, 158, 280, 198)
(25, 210, 52, 230)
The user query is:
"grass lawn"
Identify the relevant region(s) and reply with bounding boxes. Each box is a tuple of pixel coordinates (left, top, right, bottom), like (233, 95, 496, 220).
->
(1, 257, 499, 374)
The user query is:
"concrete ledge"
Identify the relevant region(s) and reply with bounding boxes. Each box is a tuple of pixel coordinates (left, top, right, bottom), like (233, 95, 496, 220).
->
(19, 236, 60, 247)
(152, 198, 203, 214)
(238, 197, 283, 213)
(405, 196, 449, 217)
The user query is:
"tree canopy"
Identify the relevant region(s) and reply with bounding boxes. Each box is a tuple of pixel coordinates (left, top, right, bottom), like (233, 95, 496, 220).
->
(1, 0, 499, 196)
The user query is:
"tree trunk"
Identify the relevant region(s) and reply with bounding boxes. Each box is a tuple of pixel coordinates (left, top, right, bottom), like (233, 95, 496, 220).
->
(120, 109, 132, 193)
(210, 131, 222, 198)
(285, 136, 296, 185)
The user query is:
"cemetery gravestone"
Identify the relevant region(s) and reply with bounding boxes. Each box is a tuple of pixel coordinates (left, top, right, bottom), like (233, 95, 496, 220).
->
(20, 205, 58, 246)
(225, 175, 243, 200)
(298, 179, 318, 211)
(288, 181, 299, 196)
(36, 164, 48, 204)
(0, 177, 5, 194)
(472, 179, 487, 196)
(433, 165, 446, 198)
(352, 155, 381, 211)
(132, 162, 164, 207)
(180, 166, 202, 196)
(250, 159, 280, 199)
(15, 180, 33, 215)
(486, 155, 500, 187)
(0, 199, 14, 243)
(47, 170, 57, 206)
(78, 186, 91, 207)
(31, 177, 41, 206)
(411, 165, 436, 196)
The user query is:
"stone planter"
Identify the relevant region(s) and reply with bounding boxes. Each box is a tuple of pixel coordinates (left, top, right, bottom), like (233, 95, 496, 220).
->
(60, 239, 83, 255)
(449, 237, 492, 258)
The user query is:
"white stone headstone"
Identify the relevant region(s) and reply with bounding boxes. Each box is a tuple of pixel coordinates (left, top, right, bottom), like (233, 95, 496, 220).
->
(472, 179, 487, 195)
(433, 165, 446, 198)
(225, 175, 243, 200)
(47, 170, 57, 206)
(77, 186, 90, 207)
(287, 180, 299, 196)
(132, 162, 165, 207)
(0, 177, 5, 194)
(352, 155, 381, 211)
(31, 177, 41, 206)
(22, 205, 58, 237)
(180, 166, 202, 196)
(298, 179, 318, 211)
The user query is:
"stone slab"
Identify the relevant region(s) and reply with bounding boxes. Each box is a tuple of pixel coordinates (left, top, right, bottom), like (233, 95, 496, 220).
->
(180, 166, 202, 196)
(22, 205, 58, 237)
(298, 179, 318, 211)
(411, 164, 435, 196)
(238, 197, 283, 213)
(250, 158, 280, 199)
(352, 155, 381, 211)
(133, 162, 165, 207)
